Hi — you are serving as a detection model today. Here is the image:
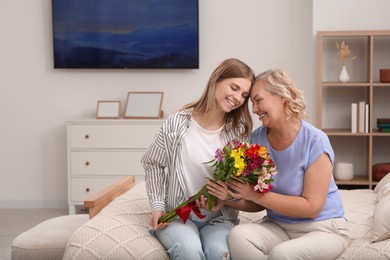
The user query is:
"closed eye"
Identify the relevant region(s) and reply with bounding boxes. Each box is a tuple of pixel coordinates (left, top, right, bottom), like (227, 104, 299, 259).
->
(231, 84, 249, 99)
(251, 94, 262, 104)
(230, 84, 238, 91)
(255, 98, 262, 104)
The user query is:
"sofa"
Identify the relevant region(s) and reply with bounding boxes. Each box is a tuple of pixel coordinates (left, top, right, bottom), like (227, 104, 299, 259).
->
(12, 174, 390, 259)
(60, 173, 390, 260)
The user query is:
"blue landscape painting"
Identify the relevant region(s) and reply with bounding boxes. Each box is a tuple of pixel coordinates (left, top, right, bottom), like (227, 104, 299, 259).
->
(52, 0, 199, 68)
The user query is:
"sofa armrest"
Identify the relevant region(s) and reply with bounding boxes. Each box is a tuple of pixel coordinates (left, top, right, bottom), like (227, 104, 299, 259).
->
(84, 176, 136, 219)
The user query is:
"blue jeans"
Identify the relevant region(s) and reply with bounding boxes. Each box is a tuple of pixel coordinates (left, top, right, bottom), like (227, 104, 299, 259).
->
(154, 218, 232, 260)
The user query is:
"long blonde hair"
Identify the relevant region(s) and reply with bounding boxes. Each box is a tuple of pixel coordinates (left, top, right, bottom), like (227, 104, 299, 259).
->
(183, 58, 255, 137)
(255, 69, 306, 119)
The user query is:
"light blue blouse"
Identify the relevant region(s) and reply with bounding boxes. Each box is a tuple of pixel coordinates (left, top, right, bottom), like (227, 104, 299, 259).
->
(251, 120, 345, 224)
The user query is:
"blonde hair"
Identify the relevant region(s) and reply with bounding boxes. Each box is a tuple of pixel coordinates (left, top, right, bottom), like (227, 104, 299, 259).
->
(183, 58, 255, 137)
(255, 69, 306, 119)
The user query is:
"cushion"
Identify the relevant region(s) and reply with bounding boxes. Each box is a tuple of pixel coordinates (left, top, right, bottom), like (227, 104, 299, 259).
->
(372, 163, 390, 181)
(338, 189, 376, 240)
(11, 214, 89, 260)
(374, 171, 390, 193)
(372, 194, 390, 242)
(377, 182, 390, 202)
(63, 183, 170, 260)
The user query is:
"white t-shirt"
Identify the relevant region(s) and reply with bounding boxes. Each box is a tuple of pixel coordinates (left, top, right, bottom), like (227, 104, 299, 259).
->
(181, 118, 224, 198)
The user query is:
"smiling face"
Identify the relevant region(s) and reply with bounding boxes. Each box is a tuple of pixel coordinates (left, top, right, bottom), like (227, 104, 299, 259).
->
(250, 80, 286, 127)
(215, 77, 252, 113)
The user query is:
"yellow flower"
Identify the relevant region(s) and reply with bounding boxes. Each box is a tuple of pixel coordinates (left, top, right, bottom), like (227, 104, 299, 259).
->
(258, 146, 268, 157)
(231, 149, 245, 176)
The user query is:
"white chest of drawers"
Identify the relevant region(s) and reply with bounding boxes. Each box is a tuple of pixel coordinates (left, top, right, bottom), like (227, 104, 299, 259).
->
(67, 119, 163, 214)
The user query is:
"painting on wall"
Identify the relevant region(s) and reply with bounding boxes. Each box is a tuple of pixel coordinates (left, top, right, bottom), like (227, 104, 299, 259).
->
(52, 0, 199, 69)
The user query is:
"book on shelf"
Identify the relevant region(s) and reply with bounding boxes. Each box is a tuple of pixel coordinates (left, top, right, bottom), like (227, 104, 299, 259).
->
(364, 103, 369, 133)
(378, 127, 390, 133)
(351, 103, 357, 133)
(351, 101, 369, 133)
(358, 101, 365, 133)
(377, 118, 390, 132)
(377, 118, 390, 124)
(378, 123, 390, 128)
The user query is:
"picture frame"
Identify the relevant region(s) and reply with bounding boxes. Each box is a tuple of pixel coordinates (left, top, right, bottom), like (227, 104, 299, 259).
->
(96, 100, 121, 119)
(124, 92, 164, 119)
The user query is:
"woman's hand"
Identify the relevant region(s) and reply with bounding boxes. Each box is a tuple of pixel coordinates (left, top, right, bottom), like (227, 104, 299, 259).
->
(196, 194, 226, 212)
(150, 210, 169, 230)
(195, 180, 231, 212)
(207, 179, 232, 201)
(227, 176, 258, 202)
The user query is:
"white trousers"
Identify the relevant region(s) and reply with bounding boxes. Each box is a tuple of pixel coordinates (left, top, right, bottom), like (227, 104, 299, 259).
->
(228, 217, 349, 260)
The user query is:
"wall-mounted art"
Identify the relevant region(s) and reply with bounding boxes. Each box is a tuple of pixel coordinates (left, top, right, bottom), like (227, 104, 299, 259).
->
(52, 0, 199, 69)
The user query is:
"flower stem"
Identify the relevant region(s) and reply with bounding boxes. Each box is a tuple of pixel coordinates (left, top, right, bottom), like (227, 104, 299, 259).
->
(158, 185, 211, 223)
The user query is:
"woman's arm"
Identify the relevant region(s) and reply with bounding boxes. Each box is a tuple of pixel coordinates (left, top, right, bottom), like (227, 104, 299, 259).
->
(228, 153, 332, 218)
(141, 125, 171, 230)
(141, 126, 168, 213)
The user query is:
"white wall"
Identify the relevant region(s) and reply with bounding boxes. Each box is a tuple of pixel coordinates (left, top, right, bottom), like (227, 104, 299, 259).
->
(0, 0, 388, 208)
(313, 0, 390, 32)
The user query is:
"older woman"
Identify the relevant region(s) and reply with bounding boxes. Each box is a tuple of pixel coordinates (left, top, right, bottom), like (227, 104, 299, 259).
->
(219, 69, 349, 259)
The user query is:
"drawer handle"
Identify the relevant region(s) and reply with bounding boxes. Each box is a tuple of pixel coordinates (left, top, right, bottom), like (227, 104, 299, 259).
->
(85, 134, 89, 139)
(86, 188, 90, 192)
(85, 161, 90, 166)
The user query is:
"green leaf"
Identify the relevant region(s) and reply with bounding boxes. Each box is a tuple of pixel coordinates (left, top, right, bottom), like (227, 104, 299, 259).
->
(207, 194, 216, 210)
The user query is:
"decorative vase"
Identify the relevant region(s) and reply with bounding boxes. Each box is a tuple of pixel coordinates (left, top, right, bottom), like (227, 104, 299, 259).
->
(335, 162, 354, 181)
(339, 66, 350, 83)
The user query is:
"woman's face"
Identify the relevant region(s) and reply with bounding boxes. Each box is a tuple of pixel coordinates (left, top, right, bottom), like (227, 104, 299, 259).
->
(215, 77, 252, 113)
(250, 80, 285, 127)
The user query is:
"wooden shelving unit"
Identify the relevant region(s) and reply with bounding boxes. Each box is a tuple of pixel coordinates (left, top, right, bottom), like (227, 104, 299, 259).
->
(316, 30, 390, 189)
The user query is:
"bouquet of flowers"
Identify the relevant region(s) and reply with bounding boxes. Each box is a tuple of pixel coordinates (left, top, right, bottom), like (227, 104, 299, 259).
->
(158, 140, 277, 224)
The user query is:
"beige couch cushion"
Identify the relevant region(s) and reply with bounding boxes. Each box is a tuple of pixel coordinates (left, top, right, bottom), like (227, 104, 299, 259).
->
(372, 184, 390, 242)
(374, 171, 390, 193)
(11, 214, 88, 260)
(377, 182, 390, 202)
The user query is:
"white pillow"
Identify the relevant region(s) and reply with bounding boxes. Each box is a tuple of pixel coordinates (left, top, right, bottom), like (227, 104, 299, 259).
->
(374, 172, 390, 193)
(377, 182, 390, 201)
(372, 194, 390, 243)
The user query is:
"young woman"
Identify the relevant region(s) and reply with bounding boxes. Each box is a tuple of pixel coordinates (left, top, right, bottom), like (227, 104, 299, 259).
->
(141, 58, 255, 260)
(208, 69, 349, 259)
